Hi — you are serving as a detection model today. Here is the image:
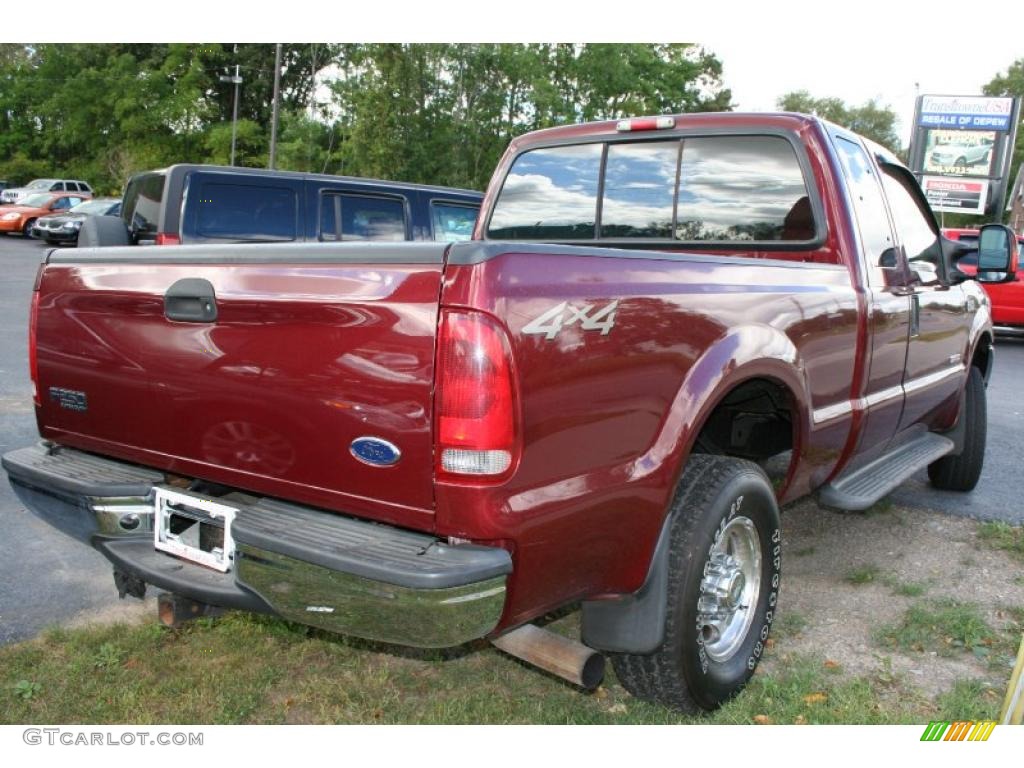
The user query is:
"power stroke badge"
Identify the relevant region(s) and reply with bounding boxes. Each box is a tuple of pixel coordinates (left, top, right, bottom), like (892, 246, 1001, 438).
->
(49, 387, 88, 412)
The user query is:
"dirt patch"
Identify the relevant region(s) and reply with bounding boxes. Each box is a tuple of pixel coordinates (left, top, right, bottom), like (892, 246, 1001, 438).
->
(771, 499, 1024, 697)
(61, 596, 156, 632)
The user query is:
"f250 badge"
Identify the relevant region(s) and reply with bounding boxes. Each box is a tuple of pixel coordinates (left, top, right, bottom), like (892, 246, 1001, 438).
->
(522, 300, 619, 340)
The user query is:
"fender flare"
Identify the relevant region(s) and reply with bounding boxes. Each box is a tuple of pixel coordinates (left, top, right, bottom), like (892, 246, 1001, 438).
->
(582, 325, 810, 653)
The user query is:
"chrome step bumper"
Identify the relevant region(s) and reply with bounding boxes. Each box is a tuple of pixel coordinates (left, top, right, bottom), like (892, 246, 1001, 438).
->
(3, 442, 511, 648)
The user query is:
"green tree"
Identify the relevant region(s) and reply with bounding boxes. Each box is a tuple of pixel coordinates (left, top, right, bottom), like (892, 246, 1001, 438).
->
(778, 90, 901, 153)
(332, 43, 731, 190)
(984, 59, 1024, 222)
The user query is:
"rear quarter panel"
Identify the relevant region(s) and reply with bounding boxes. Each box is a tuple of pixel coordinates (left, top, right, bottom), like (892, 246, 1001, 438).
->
(438, 246, 859, 629)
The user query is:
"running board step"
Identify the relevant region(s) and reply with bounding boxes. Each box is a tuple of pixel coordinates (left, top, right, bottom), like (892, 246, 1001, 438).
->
(818, 433, 954, 511)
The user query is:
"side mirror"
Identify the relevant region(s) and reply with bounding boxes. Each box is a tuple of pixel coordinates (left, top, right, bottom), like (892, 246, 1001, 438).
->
(977, 224, 1018, 284)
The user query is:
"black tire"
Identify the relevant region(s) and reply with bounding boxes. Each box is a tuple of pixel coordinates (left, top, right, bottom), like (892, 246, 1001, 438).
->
(927, 366, 986, 491)
(954, 156, 968, 172)
(610, 455, 781, 712)
(22, 219, 35, 237)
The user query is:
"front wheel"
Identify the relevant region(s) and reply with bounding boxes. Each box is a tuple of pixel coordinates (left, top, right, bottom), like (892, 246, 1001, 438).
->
(928, 365, 986, 491)
(610, 455, 781, 712)
(22, 219, 36, 238)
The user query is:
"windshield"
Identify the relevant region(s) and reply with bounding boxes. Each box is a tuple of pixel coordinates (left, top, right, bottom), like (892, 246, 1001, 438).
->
(21, 193, 52, 207)
(69, 199, 114, 215)
(26, 179, 54, 189)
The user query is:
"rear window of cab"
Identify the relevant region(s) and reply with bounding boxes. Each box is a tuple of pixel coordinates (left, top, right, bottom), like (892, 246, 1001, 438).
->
(486, 135, 816, 245)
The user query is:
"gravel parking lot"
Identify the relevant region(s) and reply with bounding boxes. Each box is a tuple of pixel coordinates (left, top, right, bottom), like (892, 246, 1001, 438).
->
(0, 232, 1021, 646)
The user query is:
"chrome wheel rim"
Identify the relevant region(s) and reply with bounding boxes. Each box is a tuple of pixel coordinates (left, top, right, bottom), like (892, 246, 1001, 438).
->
(697, 516, 762, 663)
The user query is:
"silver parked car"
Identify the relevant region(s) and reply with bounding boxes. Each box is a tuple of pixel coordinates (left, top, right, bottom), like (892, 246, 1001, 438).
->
(1, 178, 93, 205)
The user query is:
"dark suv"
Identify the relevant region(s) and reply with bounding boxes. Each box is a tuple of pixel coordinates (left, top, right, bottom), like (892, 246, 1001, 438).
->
(115, 165, 482, 246)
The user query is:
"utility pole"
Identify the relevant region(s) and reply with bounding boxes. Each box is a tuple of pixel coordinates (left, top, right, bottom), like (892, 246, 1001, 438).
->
(219, 65, 243, 166)
(269, 43, 282, 170)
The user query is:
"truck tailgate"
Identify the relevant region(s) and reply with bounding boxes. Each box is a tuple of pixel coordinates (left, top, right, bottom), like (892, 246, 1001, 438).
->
(33, 243, 447, 529)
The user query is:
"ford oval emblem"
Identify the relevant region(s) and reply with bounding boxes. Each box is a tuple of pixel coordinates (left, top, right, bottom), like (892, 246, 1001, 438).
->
(350, 437, 401, 467)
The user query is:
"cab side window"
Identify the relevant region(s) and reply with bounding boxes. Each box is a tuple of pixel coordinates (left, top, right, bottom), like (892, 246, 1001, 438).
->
(881, 172, 942, 285)
(833, 137, 901, 288)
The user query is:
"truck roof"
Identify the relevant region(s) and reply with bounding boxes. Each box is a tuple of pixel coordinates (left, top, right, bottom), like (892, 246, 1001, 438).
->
(507, 111, 823, 150)
(137, 164, 484, 198)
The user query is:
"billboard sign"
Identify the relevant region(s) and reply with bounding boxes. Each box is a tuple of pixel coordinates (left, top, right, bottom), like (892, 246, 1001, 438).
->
(918, 95, 1014, 131)
(921, 129, 996, 176)
(922, 176, 989, 215)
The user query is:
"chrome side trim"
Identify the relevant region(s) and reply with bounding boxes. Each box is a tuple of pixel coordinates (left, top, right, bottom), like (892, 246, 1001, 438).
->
(863, 384, 904, 410)
(812, 365, 964, 426)
(903, 364, 964, 396)
(236, 545, 508, 648)
(811, 400, 853, 425)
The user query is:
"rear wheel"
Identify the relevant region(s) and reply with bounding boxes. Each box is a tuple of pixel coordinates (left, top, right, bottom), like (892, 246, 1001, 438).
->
(610, 455, 781, 712)
(928, 366, 986, 491)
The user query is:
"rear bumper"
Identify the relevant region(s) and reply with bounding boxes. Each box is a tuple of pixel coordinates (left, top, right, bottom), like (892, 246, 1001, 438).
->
(3, 442, 511, 648)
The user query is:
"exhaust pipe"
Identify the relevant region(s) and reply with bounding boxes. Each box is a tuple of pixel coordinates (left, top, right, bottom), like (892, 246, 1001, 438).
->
(491, 624, 605, 689)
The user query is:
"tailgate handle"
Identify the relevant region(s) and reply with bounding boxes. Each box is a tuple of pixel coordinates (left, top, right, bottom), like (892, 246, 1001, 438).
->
(164, 278, 218, 323)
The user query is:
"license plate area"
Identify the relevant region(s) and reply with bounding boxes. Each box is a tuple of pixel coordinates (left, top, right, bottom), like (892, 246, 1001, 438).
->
(153, 487, 237, 572)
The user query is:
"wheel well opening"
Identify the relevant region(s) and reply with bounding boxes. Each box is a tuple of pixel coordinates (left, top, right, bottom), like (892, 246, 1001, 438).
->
(693, 378, 796, 488)
(972, 335, 993, 382)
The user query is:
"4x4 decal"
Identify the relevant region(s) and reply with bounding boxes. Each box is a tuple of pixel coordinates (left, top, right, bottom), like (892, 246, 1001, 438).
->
(522, 300, 619, 340)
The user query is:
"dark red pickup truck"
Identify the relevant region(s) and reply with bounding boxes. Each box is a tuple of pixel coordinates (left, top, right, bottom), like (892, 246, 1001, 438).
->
(3, 112, 1019, 713)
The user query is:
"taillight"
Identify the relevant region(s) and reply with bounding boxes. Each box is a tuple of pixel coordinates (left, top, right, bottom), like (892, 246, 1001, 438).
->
(29, 286, 40, 407)
(435, 309, 518, 479)
(155, 232, 180, 245)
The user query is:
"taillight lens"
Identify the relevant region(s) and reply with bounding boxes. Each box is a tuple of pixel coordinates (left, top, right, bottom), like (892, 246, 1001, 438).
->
(435, 309, 518, 479)
(29, 288, 40, 407)
(155, 232, 180, 245)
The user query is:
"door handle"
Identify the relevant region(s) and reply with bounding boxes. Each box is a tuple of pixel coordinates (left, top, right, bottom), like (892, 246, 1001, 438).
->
(910, 293, 920, 337)
(164, 278, 218, 323)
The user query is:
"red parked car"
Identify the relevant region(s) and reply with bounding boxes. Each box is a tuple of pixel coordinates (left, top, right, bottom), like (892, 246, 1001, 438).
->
(944, 227, 1024, 328)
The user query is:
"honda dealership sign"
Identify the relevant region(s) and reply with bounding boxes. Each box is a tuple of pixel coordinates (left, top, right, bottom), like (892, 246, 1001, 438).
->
(909, 95, 1020, 218)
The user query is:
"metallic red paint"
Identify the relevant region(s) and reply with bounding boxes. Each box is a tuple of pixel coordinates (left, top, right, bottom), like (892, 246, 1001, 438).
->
(35, 261, 444, 531)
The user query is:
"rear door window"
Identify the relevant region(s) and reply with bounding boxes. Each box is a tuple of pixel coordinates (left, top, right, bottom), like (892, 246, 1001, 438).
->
(431, 202, 478, 241)
(194, 182, 298, 241)
(319, 194, 407, 241)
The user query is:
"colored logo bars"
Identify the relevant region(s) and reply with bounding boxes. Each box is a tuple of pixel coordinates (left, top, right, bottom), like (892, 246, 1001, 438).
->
(920, 721, 997, 742)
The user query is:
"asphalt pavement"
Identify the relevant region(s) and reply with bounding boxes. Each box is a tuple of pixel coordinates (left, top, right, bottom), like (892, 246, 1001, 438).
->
(0, 232, 1021, 646)
(0, 234, 130, 646)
